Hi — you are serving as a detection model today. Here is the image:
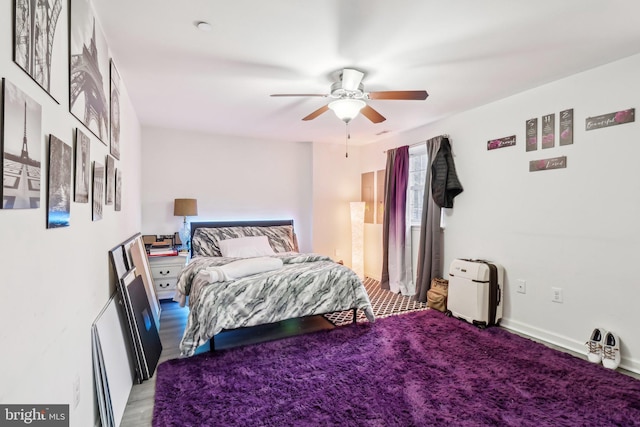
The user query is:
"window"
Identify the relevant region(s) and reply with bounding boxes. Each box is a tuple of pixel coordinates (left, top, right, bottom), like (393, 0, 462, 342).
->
(408, 145, 427, 226)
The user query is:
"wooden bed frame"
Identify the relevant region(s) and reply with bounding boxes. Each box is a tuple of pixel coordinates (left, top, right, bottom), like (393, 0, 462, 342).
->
(188, 219, 358, 351)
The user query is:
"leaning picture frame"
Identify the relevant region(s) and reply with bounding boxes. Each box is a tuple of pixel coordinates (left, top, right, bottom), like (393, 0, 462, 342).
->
(108, 244, 129, 281)
(123, 234, 161, 332)
(118, 268, 146, 382)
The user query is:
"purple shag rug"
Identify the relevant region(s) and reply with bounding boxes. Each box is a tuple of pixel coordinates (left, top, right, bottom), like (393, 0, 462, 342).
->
(153, 310, 640, 426)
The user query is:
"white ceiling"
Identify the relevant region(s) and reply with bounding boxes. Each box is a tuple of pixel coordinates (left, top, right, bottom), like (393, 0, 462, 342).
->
(93, 0, 640, 146)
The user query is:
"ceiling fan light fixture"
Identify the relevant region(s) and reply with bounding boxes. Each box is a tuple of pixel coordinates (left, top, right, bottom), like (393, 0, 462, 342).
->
(328, 99, 366, 123)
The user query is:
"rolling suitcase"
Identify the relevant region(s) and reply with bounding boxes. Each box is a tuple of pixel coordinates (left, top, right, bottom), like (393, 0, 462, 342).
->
(447, 259, 504, 328)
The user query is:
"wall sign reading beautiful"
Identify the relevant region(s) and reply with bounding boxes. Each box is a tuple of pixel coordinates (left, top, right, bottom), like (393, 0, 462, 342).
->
(585, 108, 635, 131)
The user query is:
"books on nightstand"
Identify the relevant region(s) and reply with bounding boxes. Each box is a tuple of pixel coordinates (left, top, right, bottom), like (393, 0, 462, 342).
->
(148, 241, 177, 257)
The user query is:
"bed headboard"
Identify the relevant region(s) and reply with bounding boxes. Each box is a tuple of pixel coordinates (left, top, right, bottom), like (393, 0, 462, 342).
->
(190, 219, 298, 257)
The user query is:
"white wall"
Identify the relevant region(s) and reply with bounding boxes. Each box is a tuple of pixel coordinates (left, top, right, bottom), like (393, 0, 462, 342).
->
(141, 127, 314, 251)
(362, 54, 640, 373)
(311, 142, 362, 266)
(0, 3, 142, 425)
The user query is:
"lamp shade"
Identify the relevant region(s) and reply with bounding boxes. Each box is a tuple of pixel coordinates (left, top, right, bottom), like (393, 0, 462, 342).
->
(328, 99, 366, 123)
(173, 198, 198, 217)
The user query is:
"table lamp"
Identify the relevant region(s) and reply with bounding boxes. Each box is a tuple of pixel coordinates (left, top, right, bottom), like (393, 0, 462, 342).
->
(174, 198, 198, 250)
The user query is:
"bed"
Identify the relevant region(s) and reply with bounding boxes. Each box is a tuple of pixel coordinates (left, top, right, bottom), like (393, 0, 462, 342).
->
(176, 220, 375, 357)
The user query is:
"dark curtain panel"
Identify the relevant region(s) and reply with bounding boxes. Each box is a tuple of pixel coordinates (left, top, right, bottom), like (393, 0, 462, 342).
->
(414, 136, 445, 302)
(380, 146, 412, 294)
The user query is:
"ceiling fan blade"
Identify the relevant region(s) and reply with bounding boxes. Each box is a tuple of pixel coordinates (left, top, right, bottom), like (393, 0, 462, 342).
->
(341, 68, 364, 91)
(368, 90, 429, 100)
(361, 105, 386, 123)
(302, 104, 330, 121)
(270, 93, 327, 97)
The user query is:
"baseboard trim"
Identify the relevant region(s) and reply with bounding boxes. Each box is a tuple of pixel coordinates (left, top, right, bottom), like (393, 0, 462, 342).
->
(500, 318, 640, 375)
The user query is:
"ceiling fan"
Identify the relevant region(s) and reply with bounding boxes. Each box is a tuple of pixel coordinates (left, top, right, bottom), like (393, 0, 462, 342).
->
(270, 68, 428, 124)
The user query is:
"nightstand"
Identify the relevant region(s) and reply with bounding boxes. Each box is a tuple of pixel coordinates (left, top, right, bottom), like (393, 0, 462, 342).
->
(148, 253, 189, 300)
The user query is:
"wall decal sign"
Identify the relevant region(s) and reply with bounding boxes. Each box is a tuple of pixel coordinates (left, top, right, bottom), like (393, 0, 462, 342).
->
(559, 109, 574, 146)
(586, 108, 635, 131)
(541, 113, 555, 149)
(529, 156, 567, 172)
(526, 118, 537, 152)
(487, 135, 516, 150)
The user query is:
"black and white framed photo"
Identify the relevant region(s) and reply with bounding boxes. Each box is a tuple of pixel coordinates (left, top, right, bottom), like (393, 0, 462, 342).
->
(114, 168, 122, 211)
(46, 135, 72, 228)
(1, 78, 42, 209)
(92, 161, 104, 221)
(108, 244, 129, 281)
(13, 0, 67, 102)
(74, 128, 91, 203)
(110, 60, 121, 160)
(70, 0, 110, 144)
(105, 154, 115, 205)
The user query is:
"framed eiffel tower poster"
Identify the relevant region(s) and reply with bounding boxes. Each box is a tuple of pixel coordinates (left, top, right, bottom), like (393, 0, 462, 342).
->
(13, 0, 67, 103)
(1, 78, 43, 210)
(69, 0, 110, 145)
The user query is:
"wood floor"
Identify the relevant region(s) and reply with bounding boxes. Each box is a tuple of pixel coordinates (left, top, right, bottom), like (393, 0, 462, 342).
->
(119, 301, 336, 426)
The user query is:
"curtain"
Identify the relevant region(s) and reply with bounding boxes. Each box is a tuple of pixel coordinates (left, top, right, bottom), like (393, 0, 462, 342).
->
(380, 146, 413, 295)
(414, 136, 445, 302)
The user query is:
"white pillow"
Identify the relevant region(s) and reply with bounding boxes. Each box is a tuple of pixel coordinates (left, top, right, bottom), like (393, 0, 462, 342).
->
(219, 236, 276, 258)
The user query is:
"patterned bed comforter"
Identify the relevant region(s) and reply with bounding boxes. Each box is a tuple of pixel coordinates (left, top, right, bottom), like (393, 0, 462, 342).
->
(176, 253, 375, 357)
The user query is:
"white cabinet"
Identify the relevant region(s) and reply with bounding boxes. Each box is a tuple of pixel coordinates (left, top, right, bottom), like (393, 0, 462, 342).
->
(148, 254, 188, 300)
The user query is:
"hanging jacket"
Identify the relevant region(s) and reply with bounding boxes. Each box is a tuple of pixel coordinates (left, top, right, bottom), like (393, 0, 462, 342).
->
(431, 138, 463, 208)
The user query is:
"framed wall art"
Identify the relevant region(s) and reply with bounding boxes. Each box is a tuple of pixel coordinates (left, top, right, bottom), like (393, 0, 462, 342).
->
(114, 168, 122, 211)
(361, 172, 374, 224)
(13, 0, 67, 102)
(46, 135, 72, 228)
(105, 154, 115, 205)
(526, 118, 538, 152)
(559, 109, 574, 145)
(74, 128, 91, 203)
(92, 161, 104, 221)
(1, 78, 42, 209)
(586, 108, 635, 131)
(376, 169, 385, 224)
(110, 60, 121, 159)
(541, 114, 555, 149)
(70, 0, 110, 144)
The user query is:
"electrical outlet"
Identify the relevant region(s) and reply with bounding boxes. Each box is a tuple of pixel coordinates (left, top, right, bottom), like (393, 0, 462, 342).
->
(517, 279, 526, 294)
(552, 287, 563, 303)
(73, 375, 81, 409)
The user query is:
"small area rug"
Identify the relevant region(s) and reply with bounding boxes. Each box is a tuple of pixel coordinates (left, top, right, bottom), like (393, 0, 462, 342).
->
(323, 276, 428, 326)
(153, 310, 640, 426)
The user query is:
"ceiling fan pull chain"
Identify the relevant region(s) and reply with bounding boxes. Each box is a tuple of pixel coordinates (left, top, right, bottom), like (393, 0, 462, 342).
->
(345, 123, 350, 158)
